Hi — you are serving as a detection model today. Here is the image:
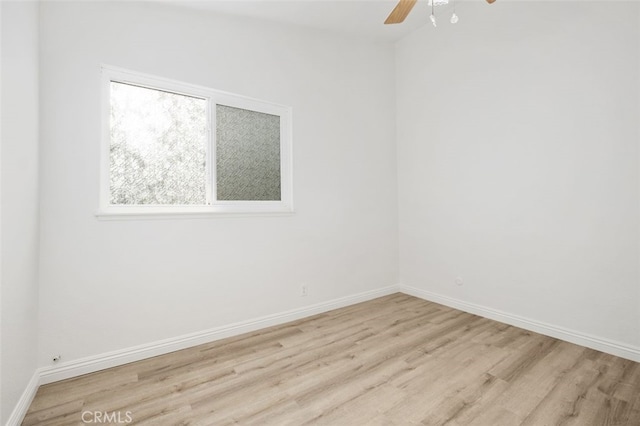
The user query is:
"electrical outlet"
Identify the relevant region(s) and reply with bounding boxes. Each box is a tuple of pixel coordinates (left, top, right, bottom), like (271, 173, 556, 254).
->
(300, 284, 308, 297)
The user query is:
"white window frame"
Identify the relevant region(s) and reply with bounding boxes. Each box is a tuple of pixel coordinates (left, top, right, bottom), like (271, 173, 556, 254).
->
(98, 65, 293, 218)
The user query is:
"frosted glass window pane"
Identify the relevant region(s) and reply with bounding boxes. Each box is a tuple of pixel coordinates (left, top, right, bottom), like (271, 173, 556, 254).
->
(109, 82, 207, 205)
(216, 105, 281, 201)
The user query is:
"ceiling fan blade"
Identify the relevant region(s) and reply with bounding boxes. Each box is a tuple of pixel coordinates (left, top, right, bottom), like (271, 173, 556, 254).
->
(384, 0, 418, 25)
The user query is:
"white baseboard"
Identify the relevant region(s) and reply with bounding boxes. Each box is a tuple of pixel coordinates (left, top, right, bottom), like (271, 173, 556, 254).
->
(400, 284, 640, 363)
(9, 283, 640, 425)
(5, 370, 39, 426)
(37, 285, 401, 386)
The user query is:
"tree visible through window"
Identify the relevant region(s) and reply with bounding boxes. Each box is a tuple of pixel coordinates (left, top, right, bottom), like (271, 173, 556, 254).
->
(109, 82, 207, 205)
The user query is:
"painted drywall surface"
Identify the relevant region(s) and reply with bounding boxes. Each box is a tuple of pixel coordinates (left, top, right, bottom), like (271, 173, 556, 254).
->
(1, 1, 40, 423)
(38, 1, 398, 365)
(1, 2, 3, 420)
(397, 2, 640, 347)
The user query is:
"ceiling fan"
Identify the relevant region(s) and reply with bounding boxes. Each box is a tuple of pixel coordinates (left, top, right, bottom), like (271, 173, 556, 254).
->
(384, 0, 496, 24)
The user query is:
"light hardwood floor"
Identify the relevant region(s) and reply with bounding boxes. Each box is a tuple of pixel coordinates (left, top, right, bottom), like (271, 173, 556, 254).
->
(24, 294, 640, 425)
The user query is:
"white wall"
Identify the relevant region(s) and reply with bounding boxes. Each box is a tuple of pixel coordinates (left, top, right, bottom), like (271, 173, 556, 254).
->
(1, 1, 41, 423)
(397, 2, 640, 349)
(38, 1, 398, 366)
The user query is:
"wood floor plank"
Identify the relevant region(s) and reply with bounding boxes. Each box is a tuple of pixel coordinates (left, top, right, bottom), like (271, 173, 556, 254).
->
(22, 399, 85, 426)
(23, 294, 640, 425)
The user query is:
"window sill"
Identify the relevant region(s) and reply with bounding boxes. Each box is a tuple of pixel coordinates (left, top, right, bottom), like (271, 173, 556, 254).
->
(95, 206, 295, 221)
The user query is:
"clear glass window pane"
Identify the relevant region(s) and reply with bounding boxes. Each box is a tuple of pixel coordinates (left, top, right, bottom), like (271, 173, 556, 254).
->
(109, 82, 207, 205)
(216, 105, 281, 201)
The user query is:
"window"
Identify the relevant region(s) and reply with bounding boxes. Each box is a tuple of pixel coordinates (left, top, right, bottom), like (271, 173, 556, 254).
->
(100, 66, 293, 217)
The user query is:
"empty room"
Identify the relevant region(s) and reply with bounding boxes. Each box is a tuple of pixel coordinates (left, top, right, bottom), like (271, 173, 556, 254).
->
(1, 0, 640, 424)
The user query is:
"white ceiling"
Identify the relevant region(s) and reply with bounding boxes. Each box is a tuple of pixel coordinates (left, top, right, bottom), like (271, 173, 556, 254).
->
(156, 0, 638, 43)
(163, 0, 433, 42)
